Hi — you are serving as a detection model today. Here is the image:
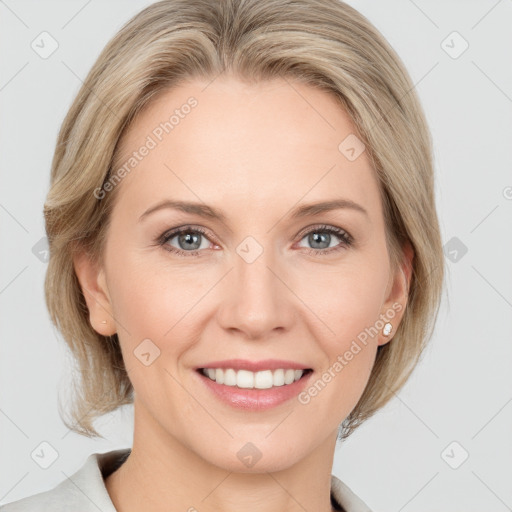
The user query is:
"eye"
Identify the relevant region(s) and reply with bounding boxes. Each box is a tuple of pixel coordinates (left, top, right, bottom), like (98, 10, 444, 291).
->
(296, 224, 353, 255)
(157, 224, 353, 258)
(158, 226, 216, 257)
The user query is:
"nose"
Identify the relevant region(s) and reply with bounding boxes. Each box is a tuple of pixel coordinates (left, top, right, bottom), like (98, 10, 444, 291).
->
(215, 249, 296, 340)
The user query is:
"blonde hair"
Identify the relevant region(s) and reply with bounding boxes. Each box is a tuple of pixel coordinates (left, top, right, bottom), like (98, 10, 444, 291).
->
(44, 0, 444, 439)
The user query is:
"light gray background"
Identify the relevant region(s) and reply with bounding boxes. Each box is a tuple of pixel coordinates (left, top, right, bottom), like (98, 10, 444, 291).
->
(1, 1, 511, 510)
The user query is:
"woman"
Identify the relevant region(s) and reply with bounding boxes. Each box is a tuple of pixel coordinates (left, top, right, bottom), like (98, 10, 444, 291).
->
(1, 0, 444, 511)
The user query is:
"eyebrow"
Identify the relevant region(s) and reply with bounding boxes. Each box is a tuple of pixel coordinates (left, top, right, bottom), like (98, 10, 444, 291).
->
(138, 198, 369, 224)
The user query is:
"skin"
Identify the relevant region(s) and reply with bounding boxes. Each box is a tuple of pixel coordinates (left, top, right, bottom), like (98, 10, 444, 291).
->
(74, 75, 413, 512)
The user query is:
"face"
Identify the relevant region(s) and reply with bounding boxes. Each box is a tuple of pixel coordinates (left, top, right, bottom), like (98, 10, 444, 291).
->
(75, 75, 411, 473)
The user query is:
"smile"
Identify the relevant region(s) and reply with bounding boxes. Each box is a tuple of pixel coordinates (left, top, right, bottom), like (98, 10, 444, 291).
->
(195, 367, 314, 411)
(200, 368, 312, 389)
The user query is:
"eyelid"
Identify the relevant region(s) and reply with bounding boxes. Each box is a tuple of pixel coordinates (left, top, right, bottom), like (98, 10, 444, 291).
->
(159, 224, 219, 246)
(295, 223, 352, 242)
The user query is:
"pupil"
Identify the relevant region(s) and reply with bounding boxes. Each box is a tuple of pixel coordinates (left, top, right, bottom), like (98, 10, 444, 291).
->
(180, 232, 200, 250)
(310, 232, 329, 249)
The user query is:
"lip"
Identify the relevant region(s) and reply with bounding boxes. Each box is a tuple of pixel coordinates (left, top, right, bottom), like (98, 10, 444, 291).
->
(195, 359, 312, 372)
(195, 367, 314, 411)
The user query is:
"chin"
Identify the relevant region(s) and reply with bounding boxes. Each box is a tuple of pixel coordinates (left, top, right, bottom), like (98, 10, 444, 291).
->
(191, 434, 308, 474)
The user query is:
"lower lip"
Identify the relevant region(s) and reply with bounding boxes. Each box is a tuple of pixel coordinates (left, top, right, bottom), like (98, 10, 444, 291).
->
(196, 369, 313, 411)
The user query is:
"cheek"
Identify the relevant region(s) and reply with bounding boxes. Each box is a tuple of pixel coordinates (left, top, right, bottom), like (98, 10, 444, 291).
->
(295, 261, 389, 348)
(104, 242, 190, 344)
(105, 248, 218, 378)
(109, 270, 167, 334)
(105, 259, 199, 411)
(295, 269, 383, 422)
(293, 260, 387, 406)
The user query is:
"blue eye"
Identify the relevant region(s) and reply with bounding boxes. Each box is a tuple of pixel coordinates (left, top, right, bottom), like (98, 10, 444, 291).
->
(159, 226, 213, 257)
(297, 225, 353, 256)
(158, 224, 353, 257)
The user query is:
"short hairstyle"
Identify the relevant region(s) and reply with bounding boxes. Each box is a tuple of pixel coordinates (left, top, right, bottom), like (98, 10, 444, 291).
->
(44, 0, 445, 439)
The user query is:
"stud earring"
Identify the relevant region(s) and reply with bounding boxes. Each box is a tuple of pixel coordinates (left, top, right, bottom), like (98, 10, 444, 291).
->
(383, 322, 393, 336)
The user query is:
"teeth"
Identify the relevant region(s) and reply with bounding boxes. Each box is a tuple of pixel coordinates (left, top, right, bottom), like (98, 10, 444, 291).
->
(201, 368, 307, 389)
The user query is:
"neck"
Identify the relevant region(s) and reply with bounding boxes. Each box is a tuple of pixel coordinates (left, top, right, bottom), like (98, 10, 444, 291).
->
(105, 404, 338, 512)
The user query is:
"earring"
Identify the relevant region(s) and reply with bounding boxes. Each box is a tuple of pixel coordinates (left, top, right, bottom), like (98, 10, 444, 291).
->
(101, 320, 107, 324)
(383, 322, 393, 336)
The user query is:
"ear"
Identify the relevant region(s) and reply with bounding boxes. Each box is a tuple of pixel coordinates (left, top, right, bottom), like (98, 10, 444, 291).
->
(378, 241, 414, 346)
(73, 248, 116, 336)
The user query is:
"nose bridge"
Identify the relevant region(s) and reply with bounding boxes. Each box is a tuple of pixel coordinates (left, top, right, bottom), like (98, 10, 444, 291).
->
(217, 237, 294, 338)
(234, 239, 280, 308)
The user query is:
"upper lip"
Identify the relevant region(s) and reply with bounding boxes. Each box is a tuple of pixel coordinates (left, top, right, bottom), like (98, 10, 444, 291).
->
(196, 359, 312, 372)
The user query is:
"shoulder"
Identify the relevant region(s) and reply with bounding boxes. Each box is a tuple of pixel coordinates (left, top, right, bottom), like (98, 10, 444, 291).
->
(0, 449, 130, 512)
(330, 474, 373, 512)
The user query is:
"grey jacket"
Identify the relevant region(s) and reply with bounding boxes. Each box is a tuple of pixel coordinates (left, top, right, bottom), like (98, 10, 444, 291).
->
(0, 449, 373, 512)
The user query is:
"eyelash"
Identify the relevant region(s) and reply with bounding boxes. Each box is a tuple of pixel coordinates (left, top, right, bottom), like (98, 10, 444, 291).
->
(157, 224, 353, 258)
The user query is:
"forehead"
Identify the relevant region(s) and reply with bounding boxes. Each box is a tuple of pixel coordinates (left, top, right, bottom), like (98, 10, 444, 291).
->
(111, 75, 381, 221)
